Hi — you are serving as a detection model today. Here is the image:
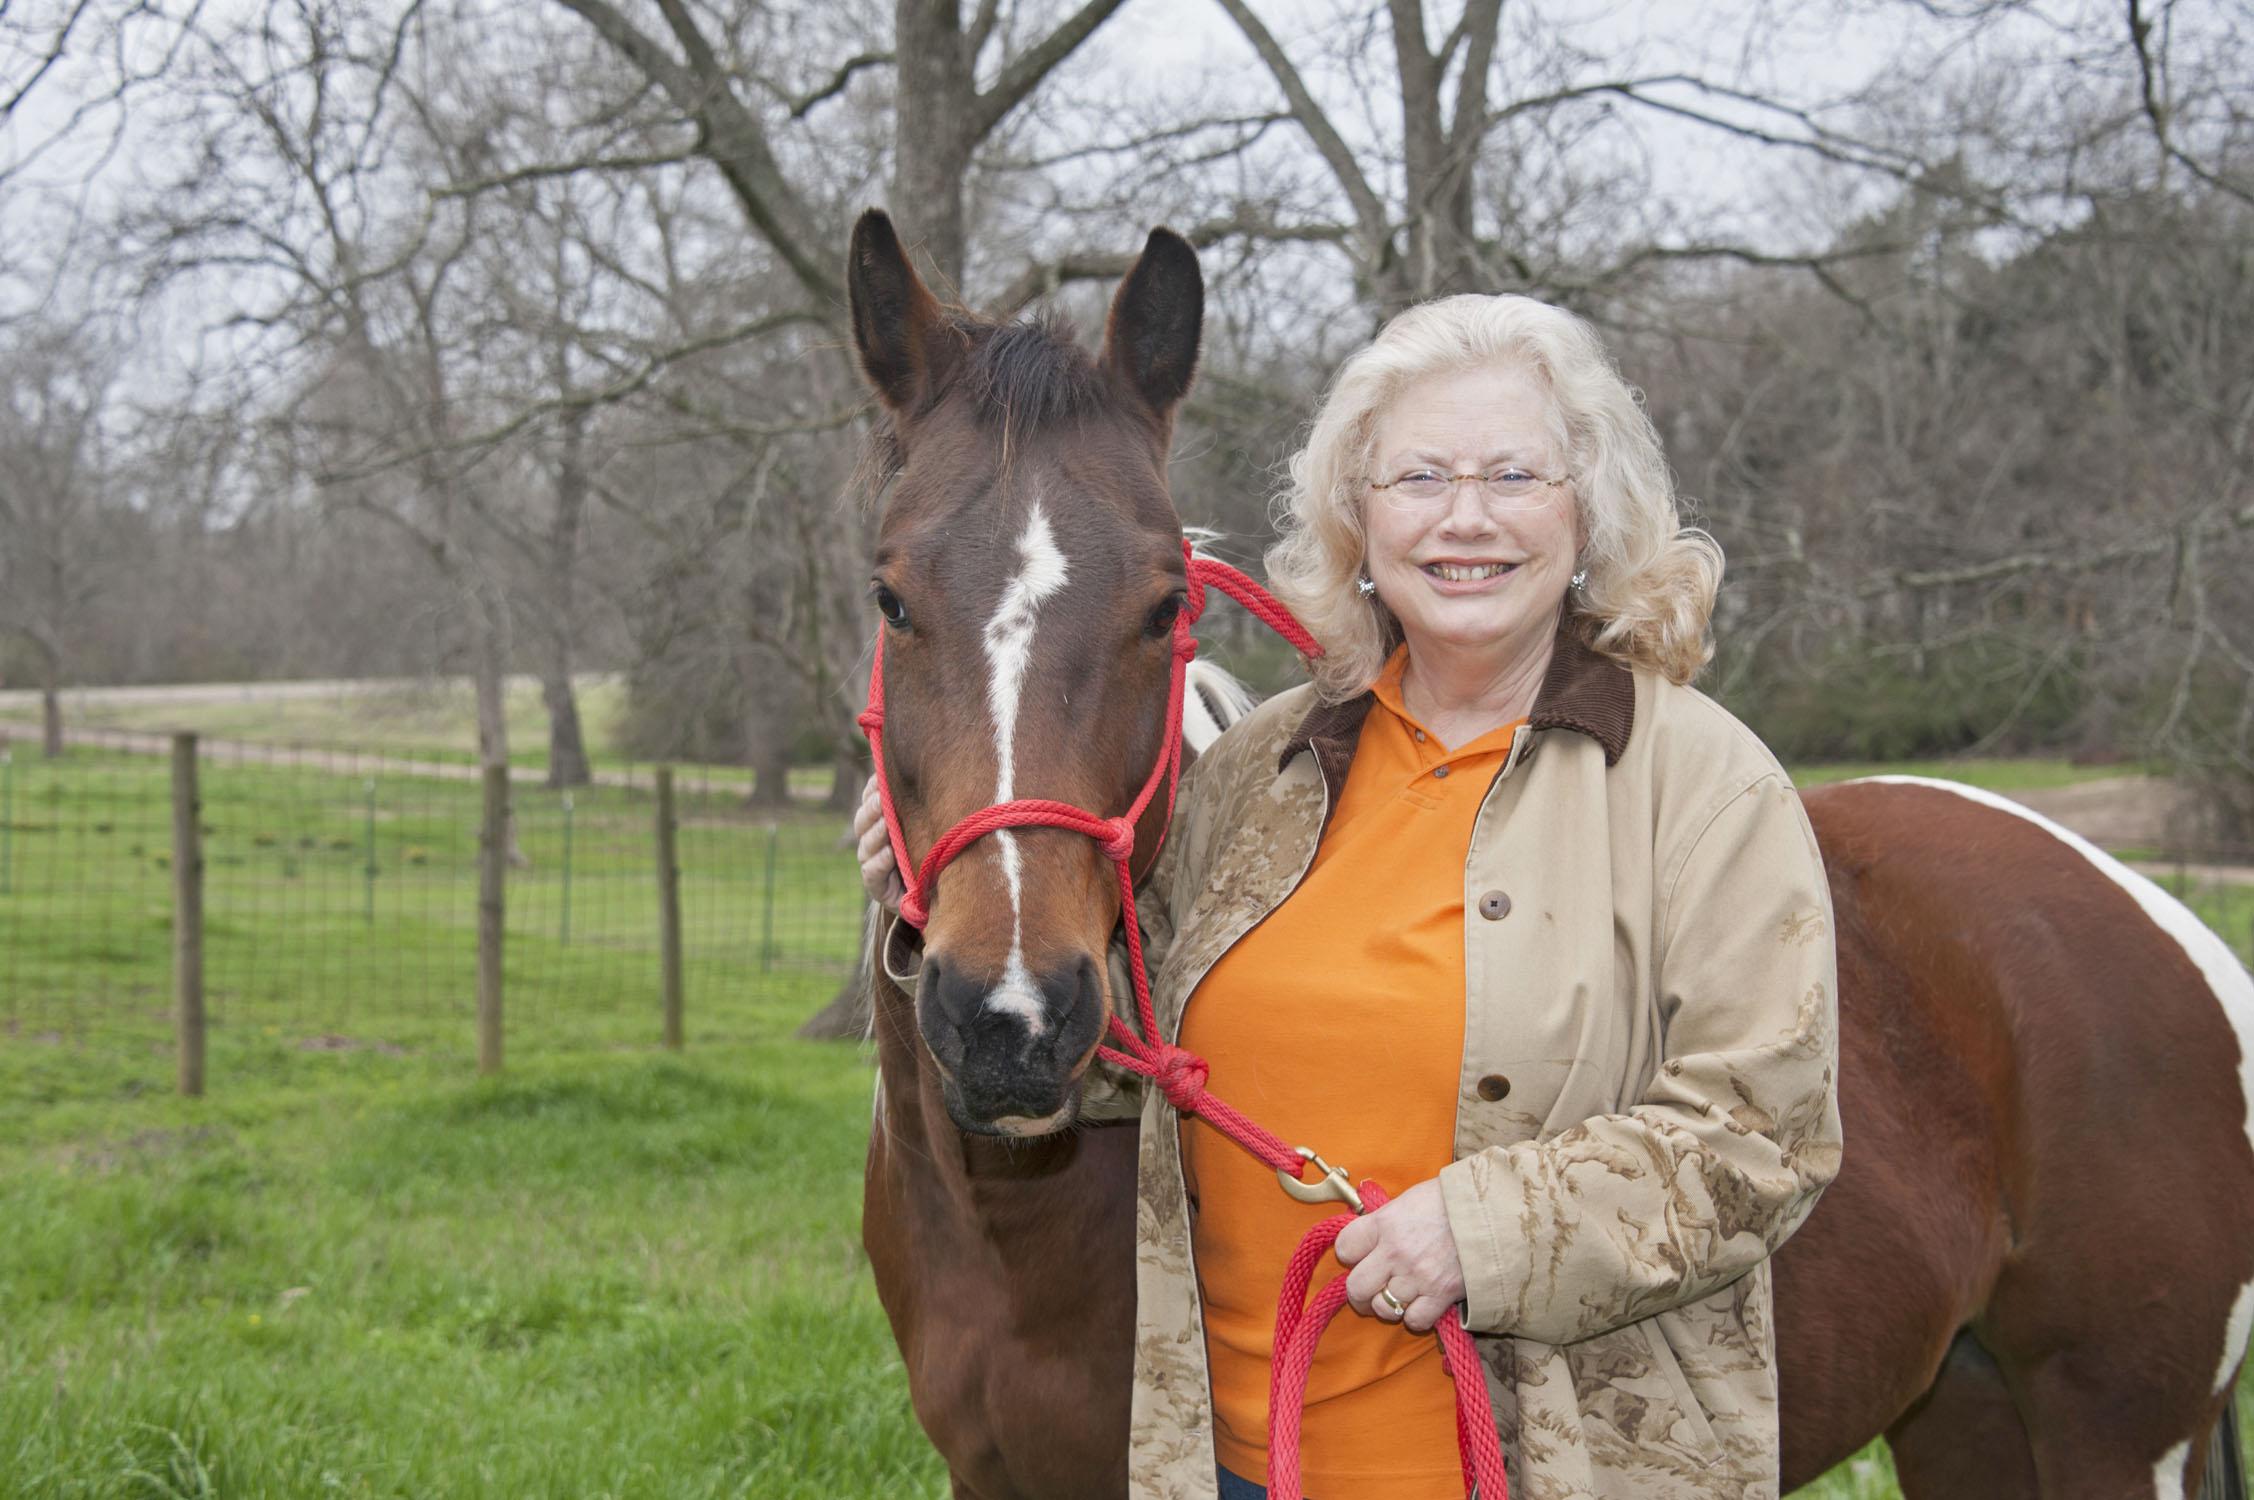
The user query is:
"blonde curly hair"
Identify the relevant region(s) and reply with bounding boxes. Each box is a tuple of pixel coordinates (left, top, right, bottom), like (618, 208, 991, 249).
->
(1266, 294, 1722, 701)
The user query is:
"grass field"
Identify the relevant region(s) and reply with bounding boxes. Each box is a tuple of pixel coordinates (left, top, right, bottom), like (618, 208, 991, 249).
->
(3, 739, 2250, 1497)
(0, 678, 636, 773)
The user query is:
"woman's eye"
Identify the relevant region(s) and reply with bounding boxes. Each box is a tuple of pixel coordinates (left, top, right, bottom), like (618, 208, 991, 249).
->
(872, 584, 909, 627)
(1400, 468, 1445, 485)
(1146, 594, 1184, 637)
(1489, 468, 1537, 486)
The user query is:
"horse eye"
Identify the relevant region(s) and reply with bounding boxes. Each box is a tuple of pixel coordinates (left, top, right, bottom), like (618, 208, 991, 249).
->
(872, 584, 909, 628)
(1145, 594, 1184, 638)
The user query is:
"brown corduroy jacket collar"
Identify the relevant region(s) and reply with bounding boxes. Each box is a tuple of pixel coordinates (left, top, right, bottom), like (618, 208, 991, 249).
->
(1277, 614, 1636, 791)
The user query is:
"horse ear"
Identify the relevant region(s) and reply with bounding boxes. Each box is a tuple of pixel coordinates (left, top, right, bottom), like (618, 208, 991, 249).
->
(848, 209, 956, 412)
(1102, 228, 1203, 422)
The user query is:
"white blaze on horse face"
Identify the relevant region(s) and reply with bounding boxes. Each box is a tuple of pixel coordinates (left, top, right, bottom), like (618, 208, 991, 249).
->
(1854, 776, 2254, 1422)
(980, 502, 1070, 1031)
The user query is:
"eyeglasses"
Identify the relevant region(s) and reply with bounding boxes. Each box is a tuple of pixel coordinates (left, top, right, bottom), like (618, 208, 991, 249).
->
(1366, 467, 1572, 512)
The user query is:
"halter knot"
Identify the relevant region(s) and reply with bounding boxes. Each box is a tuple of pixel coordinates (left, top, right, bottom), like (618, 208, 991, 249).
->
(1173, 630, 1198, 664)
(898, 887, 928, 929)
(1099, 816, 1138, 862)
(1150, 1042, 1211, 1111)
(856, 707, 884, 734)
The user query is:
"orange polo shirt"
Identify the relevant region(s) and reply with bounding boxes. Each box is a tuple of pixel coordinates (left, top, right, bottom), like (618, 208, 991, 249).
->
(1180, 648, 1526, 1498)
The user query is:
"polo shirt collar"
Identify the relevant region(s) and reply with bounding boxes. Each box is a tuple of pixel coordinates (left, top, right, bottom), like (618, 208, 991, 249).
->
(1278, 612, 1635, 779)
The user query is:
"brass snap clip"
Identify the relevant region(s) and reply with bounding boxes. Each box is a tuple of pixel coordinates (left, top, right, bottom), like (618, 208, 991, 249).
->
(1277, 1146, 1364, 1214)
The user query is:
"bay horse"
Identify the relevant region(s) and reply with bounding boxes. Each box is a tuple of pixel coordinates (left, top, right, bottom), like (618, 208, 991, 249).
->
(844, 208, 2254, 1499)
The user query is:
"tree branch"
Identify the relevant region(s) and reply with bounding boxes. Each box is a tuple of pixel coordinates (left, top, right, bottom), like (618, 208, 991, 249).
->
(784, 49, 892, 120)
(546, 0, 842, 304)
(0, 0, 94, 120)
(1857, 499, 2254, 597)
(315, 309, 826, 483)
(966, 0, 1003, 63)
(1213, 0, 1391, 252)
(973, 0, 1131, 138)
(2126, 0, 2253, 206)
(437, 141, 704, 199)
(984, 214, 1352, 318)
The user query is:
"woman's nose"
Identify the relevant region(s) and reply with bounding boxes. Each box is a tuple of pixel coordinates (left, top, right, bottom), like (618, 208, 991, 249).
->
(1437, 474, 1499, 535)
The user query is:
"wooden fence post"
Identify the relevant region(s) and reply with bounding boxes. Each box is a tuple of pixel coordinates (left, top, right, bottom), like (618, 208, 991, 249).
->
(478, 763, 508, 1074)
(656, 766, 684, 1050)
(172, 733, 205, 1097)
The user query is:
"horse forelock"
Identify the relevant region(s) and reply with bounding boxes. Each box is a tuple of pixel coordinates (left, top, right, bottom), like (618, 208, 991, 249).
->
(965, 316, 1109, 433)
(859, 313, 1107, 468)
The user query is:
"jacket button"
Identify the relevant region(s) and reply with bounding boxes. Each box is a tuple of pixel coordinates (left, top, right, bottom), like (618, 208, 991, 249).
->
(1432, 765, 1450, 779)
(1477, 889, 1511, 920)
(1476, 1074, 1511, 1101)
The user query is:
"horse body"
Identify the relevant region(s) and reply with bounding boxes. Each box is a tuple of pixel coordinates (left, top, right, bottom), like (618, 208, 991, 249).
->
(842, 212, 2254, 1497)
(1783, 779, 2254, 1497)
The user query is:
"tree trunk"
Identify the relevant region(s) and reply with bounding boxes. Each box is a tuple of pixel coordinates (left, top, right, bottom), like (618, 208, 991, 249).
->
(828, 741, 864, 812)
(893, 0, 977, 290)
(543, 408, 594, 789)
(1386, 0, 1498, 309)
(751, 727, 793, 809)
(542, 662, 591, 789)
(36, 638, 62, 759)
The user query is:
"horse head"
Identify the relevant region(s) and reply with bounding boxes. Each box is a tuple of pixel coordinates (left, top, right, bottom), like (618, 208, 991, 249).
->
(848, 209, 1203, 1136)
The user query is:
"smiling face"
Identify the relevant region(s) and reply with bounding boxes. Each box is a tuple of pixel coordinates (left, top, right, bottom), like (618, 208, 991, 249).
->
(1362, 361, 1581, 670)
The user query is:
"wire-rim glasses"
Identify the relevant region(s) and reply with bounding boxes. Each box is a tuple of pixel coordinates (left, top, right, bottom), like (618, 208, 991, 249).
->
(1366, 467, 1571, 512)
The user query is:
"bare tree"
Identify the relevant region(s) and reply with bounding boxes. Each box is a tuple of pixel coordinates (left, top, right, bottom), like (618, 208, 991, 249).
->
(0, 315, 115, 756)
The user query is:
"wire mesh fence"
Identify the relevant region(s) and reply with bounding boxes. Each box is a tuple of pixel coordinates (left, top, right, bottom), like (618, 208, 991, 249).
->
(5, 732, 2251, 1084)
(0, 735, 864, 1066)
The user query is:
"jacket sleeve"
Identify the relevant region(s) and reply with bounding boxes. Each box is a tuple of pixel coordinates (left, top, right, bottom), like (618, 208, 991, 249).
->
(1437, 771, 1843, 1344)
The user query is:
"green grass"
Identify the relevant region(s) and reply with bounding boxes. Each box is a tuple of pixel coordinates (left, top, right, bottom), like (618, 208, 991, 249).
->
(1, 745, 920, 1496)
(2, 748, 2248, 1496)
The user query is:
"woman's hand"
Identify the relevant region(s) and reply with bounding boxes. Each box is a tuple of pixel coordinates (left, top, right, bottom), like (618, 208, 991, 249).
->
(1333, 1178, 1468, 1334)
(853, 776, 906, 915)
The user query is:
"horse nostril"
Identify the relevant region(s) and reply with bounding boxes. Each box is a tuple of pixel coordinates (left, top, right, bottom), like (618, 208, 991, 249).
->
(1036, 956, 1106, 1065)
(915, 959, 970, 1073)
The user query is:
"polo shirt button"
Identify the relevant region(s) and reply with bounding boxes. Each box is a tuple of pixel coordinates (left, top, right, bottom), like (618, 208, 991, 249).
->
(1413, 729, 1426, 742)
(1477, 1074, 1511, 1101)
(1432, 765, 1450, 779)
(1477, 889, 1511, 920)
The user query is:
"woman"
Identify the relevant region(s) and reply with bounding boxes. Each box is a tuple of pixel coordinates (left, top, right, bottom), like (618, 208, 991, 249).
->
(857, 294, 1840, 1499)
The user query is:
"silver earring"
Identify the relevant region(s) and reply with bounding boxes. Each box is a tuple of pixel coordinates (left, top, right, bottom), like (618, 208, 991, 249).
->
(1356, 575, 1377, 596)
(1570, 568, 1588, 591)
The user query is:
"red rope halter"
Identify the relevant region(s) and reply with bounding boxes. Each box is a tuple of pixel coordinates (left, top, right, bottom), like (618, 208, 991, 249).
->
(859, 538, 1509, 1500)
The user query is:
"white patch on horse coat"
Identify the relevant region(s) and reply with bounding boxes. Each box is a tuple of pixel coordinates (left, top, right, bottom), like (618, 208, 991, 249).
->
(2218, 1280, 2254, 1396)
(980, 503, 1069, 1030)
(1853, 775, 2254, 1409)
(2153, 1438, 2190, 1499)
(1183, 658, 1255, 752)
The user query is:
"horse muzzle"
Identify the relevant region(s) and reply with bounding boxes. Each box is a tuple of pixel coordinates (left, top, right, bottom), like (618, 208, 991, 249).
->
(917, 952, 1107, 1132)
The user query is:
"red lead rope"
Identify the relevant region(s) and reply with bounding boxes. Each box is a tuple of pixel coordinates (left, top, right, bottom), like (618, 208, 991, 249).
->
(859, 540, 1509, 1500)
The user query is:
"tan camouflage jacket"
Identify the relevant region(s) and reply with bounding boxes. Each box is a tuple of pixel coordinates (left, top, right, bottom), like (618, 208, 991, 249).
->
(1109, 628, 1842, 1499)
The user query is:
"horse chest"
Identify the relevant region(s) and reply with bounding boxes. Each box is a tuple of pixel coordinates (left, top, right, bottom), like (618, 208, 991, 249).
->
(865, 1121, 1137, 1499)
